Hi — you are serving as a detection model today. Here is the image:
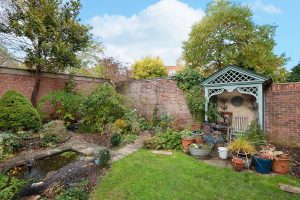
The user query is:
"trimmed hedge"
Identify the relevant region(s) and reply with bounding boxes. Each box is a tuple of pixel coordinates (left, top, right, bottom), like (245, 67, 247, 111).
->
(0, 90, 41, 132)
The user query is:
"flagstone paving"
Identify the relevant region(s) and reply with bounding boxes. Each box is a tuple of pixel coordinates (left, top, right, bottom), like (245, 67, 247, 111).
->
(110, 133, 150, 162)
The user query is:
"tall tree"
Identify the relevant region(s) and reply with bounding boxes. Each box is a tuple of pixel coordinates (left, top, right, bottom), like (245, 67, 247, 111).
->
(183, 0, 288, 82)
(0, 0, 91, 105)
(287, 63, 300, 82)
(0, 43, 20, 67)
(132, 56, 167, 80)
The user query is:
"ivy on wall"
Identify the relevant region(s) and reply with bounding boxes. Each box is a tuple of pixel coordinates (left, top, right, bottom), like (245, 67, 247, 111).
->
(173, 68, 206, 122)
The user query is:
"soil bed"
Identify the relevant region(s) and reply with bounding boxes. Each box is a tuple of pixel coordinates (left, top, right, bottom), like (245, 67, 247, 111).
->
(82, 133, 111, 148)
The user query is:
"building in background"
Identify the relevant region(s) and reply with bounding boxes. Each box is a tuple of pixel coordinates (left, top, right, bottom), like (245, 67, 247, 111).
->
(165, 65, 184, 76)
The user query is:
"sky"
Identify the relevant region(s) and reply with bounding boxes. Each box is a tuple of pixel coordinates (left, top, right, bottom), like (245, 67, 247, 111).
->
(79, 0, 300, 70)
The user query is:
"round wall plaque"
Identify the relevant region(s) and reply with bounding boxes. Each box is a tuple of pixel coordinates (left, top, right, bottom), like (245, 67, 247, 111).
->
(231, 96, 244, 107)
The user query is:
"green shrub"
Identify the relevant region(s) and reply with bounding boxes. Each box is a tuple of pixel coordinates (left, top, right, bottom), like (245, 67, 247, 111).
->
(0, 174, 26, 200)
(40, 120, 69, 143)
(55, 180, 88, 200)
(158, 112, 172, 131)
(121, 134, 138, 144)
(111, 119, 128, 134)
(139, 117, 152, 131)
(207, 102, 219, 123)
(245, 121, 266, 147)
(150, 109, 173, 133)
(123, 110, 141, 135)
(80, 84, 127, 133)
(173, 67, 204, 91)
(173, 68, 206, 122)
(0, 131, 33, 160)
(40, 134, 59, 147)
(110, 133, 121, 147)
(98, 149, 110, 166)
(144, 129, 182, 150)
(185, 86, 205, 119)
(55, 187, 88, 200)
(0, 90, 41, 132)
(38, 90, 84, 123)
(64, 73, 77, 94)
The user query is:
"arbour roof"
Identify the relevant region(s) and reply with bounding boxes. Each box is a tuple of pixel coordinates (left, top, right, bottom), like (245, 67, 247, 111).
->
(201, 65, 270, 87)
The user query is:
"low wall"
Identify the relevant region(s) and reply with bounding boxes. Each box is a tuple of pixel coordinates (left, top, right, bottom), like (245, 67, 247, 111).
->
(265, 83, 300, 148)
(119, 78, 193, 129)
(0, 67, 108, 100)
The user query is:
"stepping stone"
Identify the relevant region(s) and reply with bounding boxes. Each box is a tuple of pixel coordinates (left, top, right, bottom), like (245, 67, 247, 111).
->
(79, 147, 94, 156)
(279, 183, 300, 194)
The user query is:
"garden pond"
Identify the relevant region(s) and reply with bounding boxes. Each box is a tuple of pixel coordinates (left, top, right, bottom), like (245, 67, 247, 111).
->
(7, 151, 80, 181)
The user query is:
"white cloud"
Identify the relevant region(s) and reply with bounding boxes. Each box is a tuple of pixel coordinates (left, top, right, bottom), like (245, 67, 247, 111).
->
(89, 0, 205, 66)
(250, 0, 282, 14)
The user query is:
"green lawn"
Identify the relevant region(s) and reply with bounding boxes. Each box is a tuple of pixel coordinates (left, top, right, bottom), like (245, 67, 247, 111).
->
(93, 149, 300, 200)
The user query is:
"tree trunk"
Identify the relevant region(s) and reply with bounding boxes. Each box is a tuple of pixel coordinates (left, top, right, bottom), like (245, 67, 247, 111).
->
(31, 67, 41, 107)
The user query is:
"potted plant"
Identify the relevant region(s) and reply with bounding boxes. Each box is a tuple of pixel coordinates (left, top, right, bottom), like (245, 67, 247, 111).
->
(189, 143, 213, 157)
(231, 157, 245, 172)
(272, 151, 289, 174)
(228, 138, 255, 169)
(192, 130, 204, 144)
(180, 129, 194, 153)
(253, 145, 274, 174)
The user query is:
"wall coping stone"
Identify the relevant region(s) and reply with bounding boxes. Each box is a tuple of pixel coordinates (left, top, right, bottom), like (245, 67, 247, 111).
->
(0, 66, 109, 83)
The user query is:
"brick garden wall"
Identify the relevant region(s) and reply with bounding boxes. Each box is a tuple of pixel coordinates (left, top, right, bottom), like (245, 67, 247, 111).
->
(0, 67, 108, 100)
(265, 83, 300, 148)
(1, 67, 299, 147)
(118, 78, 193, 129)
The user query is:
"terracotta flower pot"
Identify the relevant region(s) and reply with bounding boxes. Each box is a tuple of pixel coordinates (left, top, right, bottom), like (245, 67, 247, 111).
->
(272, 154, 289, 174)
(181, 138, 194, 152)
(232, 158, 245, 172)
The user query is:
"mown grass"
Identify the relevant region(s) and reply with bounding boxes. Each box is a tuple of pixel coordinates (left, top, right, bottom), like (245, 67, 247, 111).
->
(93, 149, 300, 200)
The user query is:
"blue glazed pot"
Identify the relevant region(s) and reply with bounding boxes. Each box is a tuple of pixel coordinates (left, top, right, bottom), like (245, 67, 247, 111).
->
(253, 156, 272, 174)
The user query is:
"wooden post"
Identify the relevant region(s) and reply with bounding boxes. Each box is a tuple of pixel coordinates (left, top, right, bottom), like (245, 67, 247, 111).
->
(205, 87, 209, 122)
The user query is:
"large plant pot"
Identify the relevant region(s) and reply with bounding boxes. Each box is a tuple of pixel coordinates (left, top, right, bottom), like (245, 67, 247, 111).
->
(181, 138, 194, 152)
(189, 145, 212, 157)
(272, 154, 289, 174)
(232, 158, 245, 172)
(253, 156, 272, 174)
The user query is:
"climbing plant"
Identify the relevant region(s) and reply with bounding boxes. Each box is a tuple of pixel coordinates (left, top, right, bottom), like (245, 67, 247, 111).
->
(173, 68, 206, 122)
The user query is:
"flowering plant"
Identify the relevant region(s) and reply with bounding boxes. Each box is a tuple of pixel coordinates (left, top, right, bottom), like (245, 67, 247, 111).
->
(258, 144, 283, 160)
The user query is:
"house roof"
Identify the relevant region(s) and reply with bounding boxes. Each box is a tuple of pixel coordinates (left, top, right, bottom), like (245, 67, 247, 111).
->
(201, 65, 271, 87)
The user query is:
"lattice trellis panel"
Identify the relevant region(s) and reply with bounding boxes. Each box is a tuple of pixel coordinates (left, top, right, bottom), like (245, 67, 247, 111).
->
(208, 69, 256, 84)
(208, 88, 224, 99)
(237, 87, 258, 97)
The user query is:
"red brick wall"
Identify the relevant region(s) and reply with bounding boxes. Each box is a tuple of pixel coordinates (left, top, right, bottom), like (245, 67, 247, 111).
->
(0, 67, 107, 100)
(265, 83, 300, 148)
(119, 78, 193, 129)
(1, 67, 299, 147)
